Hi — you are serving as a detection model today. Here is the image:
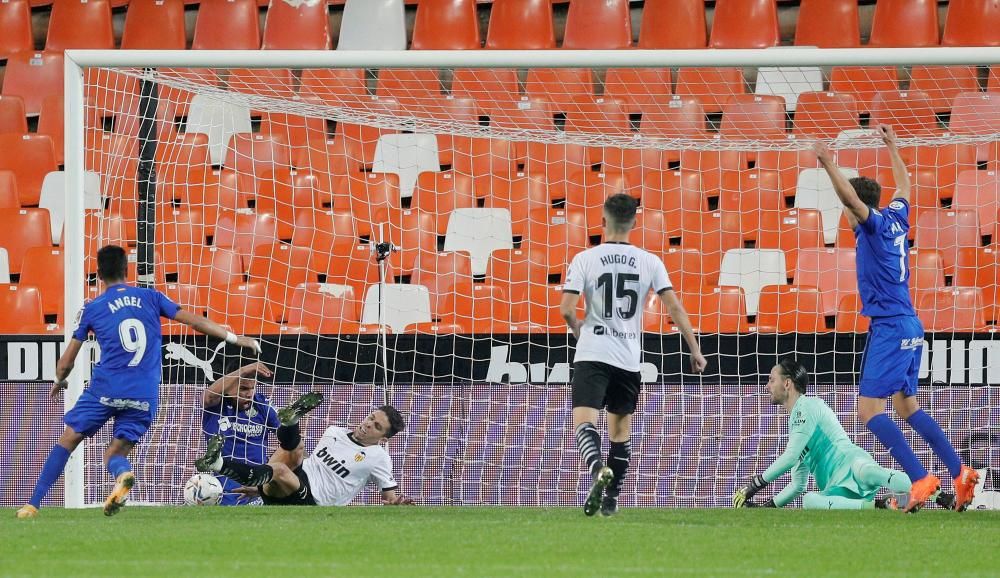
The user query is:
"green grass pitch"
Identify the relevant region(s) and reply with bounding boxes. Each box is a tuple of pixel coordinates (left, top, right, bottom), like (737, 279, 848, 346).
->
(3, 507, 998, 577)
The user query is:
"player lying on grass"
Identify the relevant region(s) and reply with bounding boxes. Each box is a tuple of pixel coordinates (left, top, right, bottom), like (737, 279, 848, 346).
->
(814, 127, 979, 512)
(202, 360, 279, 505)
(17, 245, 261, 519)
(733, 358, 913, 510)
(196, 392, 415, 506)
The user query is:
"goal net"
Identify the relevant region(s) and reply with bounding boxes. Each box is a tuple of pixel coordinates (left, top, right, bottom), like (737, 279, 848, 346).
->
(59, 49, 1000, 508)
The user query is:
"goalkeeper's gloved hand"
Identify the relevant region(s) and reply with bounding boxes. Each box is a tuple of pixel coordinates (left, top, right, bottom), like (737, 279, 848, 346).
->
(732, 475, 769, 508)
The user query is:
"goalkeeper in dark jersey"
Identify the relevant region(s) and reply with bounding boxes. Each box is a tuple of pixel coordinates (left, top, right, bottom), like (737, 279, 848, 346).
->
(733, 359, 913, 510)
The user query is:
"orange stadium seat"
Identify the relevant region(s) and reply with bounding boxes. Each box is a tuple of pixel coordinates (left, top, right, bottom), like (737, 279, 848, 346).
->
(952, 170, 1000, 236)
(662, 247, 719, 292)
(379, 207, 439, 275)
(46, 0, 114, 51)
(451, 69, 521, 113)
(794, 0, 860, 47)
(121, 0, 186, 49)
(0, 96, 27, 134)
(603, 69, 673, 115)
(675, 68, 746, 114)
(157, 206, 206, 275)
(485, 0, 555, 49)
(412, 172, 477, 234)
(375, 69, 442, 105)
(444, 283, 512, 331)
(915, 209, 981, 269)
(193, 0, 260, 50)
(453, 138, 517, 182)
(226, 68, 296, 100)
(638, 0, 707, 49)
(910, 249, 946, 291)
(411, 0, 480, 50)
(298, 69, 368, 106)
(207, 281, 282, 334)
(262, 0, 331, 49)
(792, 92, 860, 138)
(487, 244, 552, 290)
(223, 134, 292, 177)
(562, 0, 631, 49)
(246, 242, 312, 322)
(565, 171, 634, 231)
(525, 208, 589, 264)
(794, 248, 857, 315)
(690, 211, 743, 255)
(286, 283, 362, 332)
(0, 207, 51, 275)
(916, 288, 987, 332)
(835, 293, 869, 332)
(720, 95, 787, 141)
(757, 208, 825, 273)
(870, 91, 940, 137)
(523, 142, 590, 185)
(290, 209, 358, 267)
(513, 283, 574, 329)
(316, 242, 383, 302)
(524, 68, 594, 112)
(943, 0, 1000, 46)
(19, 247, 63, 319)
(709, 0, 779, 48)
(686, 286, 750, 333)
(175, 246, 245, 287)
(157, 133, 211, 184)
(955, 247, 1000, 323)
(869, 0, 939, 47)
(756, 285, 828, 333)
(950, 93, 1000, 137)
(641, 170, 704, 214)
(214, 212, 279, 258)
(2, 52, 64, 117)
(344, 173, 402, 225)
(717, 170, 784, 213)
(909, 66, 979, 113)
(0, 284, 44, 333)
(160, 282, 208, 317)
(629, 208, 684, 254)
(411, 251, 474, 318)
(37, 95, 64, 165)
(638, 97, 710, 142)
(829, 67, 899, 114)
(0, 172, 19, 208)
(0, 0, 32, 59)
(484, 174, 552, 238)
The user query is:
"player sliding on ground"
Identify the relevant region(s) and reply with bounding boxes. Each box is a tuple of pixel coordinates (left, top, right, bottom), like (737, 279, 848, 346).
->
(196, 393, 415, 506)
(733, 359, 913, 510)
(814, 127, 979, 512)
(16, 245, 261, 519)
(561, 193, 707, 517)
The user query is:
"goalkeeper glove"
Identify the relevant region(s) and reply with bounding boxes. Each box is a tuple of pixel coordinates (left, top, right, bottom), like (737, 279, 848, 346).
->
(732, 475, 769, 508)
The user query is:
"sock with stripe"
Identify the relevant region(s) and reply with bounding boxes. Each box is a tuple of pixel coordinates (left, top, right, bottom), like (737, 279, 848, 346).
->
(906, 409, 963, 479)
(606, 439, 631, 498)
(574, 422, 603, 477)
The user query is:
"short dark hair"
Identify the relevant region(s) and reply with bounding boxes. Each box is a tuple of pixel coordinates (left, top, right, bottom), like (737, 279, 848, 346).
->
(97, 245, 128, 283)
(849, 177, 882, 209)
(777, 357, 809, 394)
(378, 405, 406, 439)
(603, 193, 638, 232)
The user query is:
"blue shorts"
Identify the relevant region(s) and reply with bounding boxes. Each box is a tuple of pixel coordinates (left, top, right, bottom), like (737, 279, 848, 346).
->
(64, 389, 158, 444)
(859, 315, 924, 399)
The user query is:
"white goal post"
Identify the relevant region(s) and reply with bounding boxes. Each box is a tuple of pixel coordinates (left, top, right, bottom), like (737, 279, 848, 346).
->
(60, 47, 1000, 508)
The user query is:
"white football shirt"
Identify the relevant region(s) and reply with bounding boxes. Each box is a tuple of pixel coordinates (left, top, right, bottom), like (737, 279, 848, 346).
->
(302, 426, 398, 506)
(563, 242, 672, 372)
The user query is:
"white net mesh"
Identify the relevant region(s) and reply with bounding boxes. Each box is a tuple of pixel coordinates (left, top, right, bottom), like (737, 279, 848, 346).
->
(68, 59, 1000, 507)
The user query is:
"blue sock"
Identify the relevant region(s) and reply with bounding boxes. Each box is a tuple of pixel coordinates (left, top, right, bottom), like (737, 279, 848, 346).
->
(907, 410, 963, 479)
(107, 455, 132, 479)
(866, 414, 928, 482)
(29, 445, 72, 508)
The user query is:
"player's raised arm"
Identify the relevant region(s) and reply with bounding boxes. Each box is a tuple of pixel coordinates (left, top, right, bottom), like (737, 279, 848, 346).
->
(657, 289, 706, 374)
(203, 362, 272, 408)
(879, 125, 910, 204)
(813, 140, 870, 228)
(173, 309, 262, 354)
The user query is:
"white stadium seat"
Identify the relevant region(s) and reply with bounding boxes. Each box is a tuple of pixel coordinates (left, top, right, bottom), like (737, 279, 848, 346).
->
(185, 95, 252, 165)
(338, 0, 407, 51)
(361, 283, 432, 332)
(372, 133, 441, 199)
(719, 249, 788, 316)
(795, 166, 860, 244)
(443, 208, 514, 276)
(39, 170, 102, 244)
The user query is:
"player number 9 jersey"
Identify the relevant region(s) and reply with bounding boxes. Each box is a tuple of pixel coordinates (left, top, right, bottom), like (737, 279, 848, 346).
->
(563, 243, 672, 372)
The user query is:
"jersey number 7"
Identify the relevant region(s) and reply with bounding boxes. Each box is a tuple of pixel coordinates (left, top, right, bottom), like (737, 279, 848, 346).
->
(596, 273, 640, 320)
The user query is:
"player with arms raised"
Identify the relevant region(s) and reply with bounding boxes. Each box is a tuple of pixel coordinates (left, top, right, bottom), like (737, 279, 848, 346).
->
(814, 127, 979, 512)
(733, 358, 913, 510)
(560, 194, 707, 517)
(196, 393, 414, 507)
(16, 245, 261, 519)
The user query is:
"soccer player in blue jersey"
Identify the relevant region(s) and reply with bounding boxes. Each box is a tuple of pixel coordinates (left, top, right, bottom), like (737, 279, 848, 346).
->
(814, 127, 979, 512)
(202, 360, 280, 505)
(16, 245, 262, 519)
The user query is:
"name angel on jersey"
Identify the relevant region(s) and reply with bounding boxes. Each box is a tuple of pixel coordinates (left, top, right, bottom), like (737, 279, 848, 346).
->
(107, 295, 144, 314)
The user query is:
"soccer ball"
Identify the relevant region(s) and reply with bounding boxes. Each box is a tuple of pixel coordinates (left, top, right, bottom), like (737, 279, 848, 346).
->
(183, 473, 223, 506)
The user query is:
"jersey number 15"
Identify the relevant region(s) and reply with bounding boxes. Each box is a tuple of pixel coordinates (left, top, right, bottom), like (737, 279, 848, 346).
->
(596, 273, 640, 320)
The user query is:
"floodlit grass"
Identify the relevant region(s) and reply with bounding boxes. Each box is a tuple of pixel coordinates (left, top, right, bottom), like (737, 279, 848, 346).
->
(3, 506, 998, 577)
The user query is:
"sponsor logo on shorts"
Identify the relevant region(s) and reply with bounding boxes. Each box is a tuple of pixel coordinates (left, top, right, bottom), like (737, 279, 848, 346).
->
(98, 397, 150, 412)
(900, 337, 923, 351)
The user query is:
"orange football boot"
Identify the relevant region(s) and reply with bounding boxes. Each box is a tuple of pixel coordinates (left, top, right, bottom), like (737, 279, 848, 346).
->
(904, 474, 941, 513)
(103, 472, 135, 517)
(952, 466, 980, 512)
(15, 504, 38, 519)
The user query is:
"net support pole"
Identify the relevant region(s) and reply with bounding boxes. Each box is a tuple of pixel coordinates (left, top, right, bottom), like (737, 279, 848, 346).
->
(62, 54, 87, 509)
(135, 70, 159, 288)
(374, 223, 392, 404)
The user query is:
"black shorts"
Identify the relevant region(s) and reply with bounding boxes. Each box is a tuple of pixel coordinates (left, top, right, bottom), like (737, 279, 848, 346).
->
(571, 361, 642, 415)
(259, 466, 317, 506)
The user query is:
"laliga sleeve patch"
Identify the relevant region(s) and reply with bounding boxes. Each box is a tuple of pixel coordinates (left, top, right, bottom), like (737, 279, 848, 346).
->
(888, 200, 905, 211)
